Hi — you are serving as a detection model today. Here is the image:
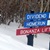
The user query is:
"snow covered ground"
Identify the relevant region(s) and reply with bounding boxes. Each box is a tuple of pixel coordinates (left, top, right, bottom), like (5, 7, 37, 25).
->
(0, 34, 48, 50)
(0, 21, 49, 50)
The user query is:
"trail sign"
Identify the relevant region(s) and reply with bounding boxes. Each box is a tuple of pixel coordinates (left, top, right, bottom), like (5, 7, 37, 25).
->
(25, 12, 50, 20)
(24, 20, 47, 27)
(16, 26, 50, 35)
(16, 12, 50, 35)
(24, 20, 50, 27)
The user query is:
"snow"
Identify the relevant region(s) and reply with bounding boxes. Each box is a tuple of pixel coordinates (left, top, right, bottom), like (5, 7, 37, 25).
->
(0, 14, 1, 16)
(0, 34, 48, 50)
(0, 22, 49, 50)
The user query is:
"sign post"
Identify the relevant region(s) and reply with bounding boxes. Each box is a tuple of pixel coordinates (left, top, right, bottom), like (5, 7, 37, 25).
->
(27, 11, 34, 46)
(16, 12, 50, 48)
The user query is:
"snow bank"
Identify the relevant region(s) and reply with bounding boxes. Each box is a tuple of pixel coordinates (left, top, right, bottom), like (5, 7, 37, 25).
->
(0, 34, 47, 50)
(0, 23, 49, 50)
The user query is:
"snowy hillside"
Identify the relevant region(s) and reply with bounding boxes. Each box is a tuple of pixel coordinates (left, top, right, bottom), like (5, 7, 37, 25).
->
(0, 34, 47, 50)
(0, 22, 49, 50)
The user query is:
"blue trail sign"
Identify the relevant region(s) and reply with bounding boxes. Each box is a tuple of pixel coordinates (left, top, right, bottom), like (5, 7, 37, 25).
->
(25, 12, 50, 20)
(24, 20, 47, 27)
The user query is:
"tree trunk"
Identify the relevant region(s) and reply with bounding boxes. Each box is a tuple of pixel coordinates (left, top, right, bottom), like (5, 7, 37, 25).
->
(43, 0, 50, 12)
(47, 0, 50, 12)
(40, 0, 43, 12)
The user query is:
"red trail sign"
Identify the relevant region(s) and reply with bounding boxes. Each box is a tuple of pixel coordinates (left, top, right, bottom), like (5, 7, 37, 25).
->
(16, 26, 50, 35)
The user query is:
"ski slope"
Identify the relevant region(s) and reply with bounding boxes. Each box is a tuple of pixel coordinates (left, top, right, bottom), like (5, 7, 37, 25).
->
(0, 22, 49, 50)
(0, 34, 48, 50)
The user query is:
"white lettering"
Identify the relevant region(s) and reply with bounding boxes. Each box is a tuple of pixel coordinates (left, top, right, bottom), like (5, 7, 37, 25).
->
(27, 15, 31, 19)
(27, 14, 47, 19)
(26, 21, 46, 27)
(20, 30, 24, 34)
(26, 22, 36, 26)
(42, 22, 45, 25)
(37, 29, 40, 32)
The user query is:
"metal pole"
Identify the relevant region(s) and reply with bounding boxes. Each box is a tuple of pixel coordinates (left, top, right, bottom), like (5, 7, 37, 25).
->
(27, 11, 34, 46)
(27, 34, 34, 46)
